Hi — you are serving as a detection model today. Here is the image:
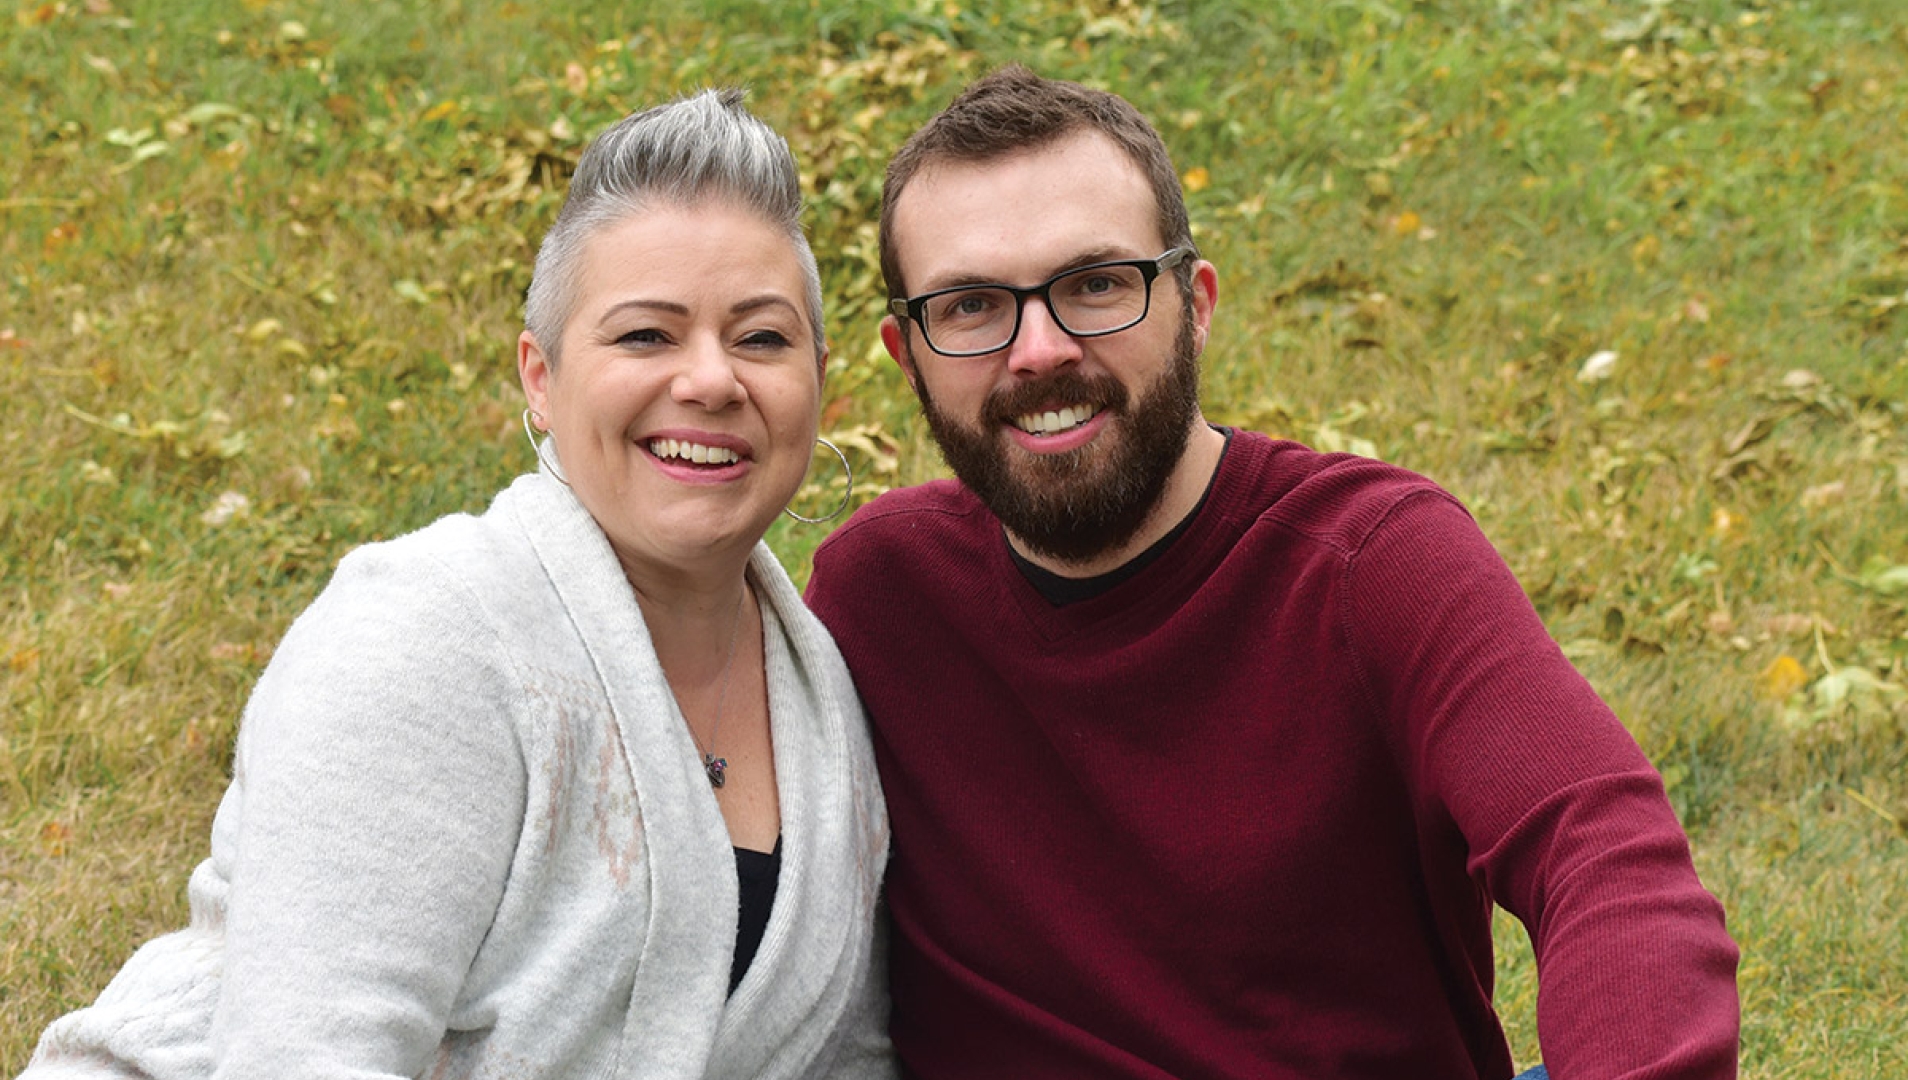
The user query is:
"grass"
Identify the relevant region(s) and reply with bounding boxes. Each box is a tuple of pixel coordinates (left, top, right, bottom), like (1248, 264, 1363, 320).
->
(3, 0, 1905, 1075)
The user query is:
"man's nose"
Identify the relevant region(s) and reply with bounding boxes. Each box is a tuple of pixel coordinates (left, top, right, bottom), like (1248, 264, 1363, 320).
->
(1004, 296, 1082, 377)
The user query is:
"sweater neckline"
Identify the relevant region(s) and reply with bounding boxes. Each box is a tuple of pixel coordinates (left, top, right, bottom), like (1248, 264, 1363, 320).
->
(1000, 429, 1270, 642)
(1007, 426, 1235, 607)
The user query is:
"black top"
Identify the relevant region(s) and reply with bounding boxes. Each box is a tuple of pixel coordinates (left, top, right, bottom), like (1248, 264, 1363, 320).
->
(730, 836, 783, 995)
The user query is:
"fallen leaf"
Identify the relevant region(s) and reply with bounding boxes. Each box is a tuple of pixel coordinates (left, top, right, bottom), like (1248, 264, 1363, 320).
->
(1762, 613, 1817, 636)
(1182, 166, 1210, 193)
(1577, 349, 1619, 382)
(1856, 556, 1908, 596)
(1800, 481, 1846, 508)
(1812, 666, 1902, 712)
(1755, 654, 1808, 700)
(41, 821, 71, 857)
(200, 491, 251, 526)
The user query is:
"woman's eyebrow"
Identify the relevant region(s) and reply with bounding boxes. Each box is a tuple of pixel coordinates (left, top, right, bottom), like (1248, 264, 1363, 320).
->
(730, 295, 801, 318)
(596, 298, 689, 326)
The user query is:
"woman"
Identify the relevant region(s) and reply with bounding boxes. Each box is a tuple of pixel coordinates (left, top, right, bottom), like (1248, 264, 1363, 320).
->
(21, 90, 893, 1079)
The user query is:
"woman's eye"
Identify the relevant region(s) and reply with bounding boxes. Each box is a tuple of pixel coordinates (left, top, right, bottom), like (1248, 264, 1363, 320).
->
(617, 327, 669, 347)
(741, 329, 793, 349)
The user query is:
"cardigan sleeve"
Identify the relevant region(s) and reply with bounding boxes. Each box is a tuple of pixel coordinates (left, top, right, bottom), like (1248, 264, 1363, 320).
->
(207, 544, 529, 1079)
(1343, 490, 1740, 1079)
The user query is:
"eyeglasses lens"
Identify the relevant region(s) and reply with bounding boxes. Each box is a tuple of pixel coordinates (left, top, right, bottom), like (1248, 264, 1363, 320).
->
(924, 263, 1152, 354)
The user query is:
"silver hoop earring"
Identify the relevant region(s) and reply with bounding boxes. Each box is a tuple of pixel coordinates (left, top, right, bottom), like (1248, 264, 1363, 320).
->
(783, 436, 853, 524)
(521, 407, 571, 488)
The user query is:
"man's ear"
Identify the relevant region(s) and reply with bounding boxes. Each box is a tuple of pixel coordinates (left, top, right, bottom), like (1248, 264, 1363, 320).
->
(1188, 259, 1219, 356)
(880, 315, 919, 392)
(518, 330, 552, 423)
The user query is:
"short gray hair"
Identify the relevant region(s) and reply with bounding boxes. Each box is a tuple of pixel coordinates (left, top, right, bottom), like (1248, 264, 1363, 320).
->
(524, 88, 824, 365)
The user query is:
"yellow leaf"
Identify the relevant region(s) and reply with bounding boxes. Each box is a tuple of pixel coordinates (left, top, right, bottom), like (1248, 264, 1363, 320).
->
(422, 100, 459, 123)
(1755, 654, 1809, 701)
(40, 821, 71, 858)
(1393, 210, 1422, 236)
(1181, 166, 1210, 193)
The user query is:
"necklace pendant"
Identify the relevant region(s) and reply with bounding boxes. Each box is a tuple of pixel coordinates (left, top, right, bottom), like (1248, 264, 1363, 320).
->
(703, 753, 728, 789)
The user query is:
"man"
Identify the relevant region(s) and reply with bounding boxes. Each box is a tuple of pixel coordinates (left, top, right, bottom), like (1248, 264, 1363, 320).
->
(807, 65, 1738, 1079)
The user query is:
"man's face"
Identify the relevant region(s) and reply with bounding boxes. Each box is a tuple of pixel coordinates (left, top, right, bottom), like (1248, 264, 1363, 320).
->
(880, 130, 1216, 566)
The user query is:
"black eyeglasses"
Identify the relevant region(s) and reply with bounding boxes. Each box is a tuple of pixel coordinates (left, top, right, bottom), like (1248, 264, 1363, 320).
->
(888, 247, 1193, 357)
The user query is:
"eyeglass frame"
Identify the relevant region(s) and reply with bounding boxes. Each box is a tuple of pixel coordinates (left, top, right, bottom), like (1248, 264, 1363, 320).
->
(887, 246, 1195, 358)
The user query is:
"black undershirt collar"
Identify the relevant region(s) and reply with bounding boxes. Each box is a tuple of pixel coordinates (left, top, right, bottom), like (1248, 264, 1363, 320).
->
(1008, 426, 1234, 607)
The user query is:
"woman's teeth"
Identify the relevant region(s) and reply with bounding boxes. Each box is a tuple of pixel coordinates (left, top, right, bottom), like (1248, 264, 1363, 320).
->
(648, 438, 740, 465)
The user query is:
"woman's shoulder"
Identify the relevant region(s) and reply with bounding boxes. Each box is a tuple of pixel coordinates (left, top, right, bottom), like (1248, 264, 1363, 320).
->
(262, 479, 565, 689)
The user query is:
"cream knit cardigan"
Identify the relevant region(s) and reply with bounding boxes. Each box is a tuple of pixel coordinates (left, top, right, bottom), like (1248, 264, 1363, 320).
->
(22, 471, 895, 1080)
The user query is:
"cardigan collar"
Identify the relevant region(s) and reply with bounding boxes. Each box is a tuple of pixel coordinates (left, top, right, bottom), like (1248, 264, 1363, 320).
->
(498, 469, 871, 1077)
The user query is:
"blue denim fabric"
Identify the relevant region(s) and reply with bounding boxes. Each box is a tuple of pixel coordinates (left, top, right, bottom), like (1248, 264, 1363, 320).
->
(1513, 1067, 1549, 1080)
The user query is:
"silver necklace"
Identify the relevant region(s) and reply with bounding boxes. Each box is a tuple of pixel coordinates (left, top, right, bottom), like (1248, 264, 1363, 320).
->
(692, 586, 748, 789)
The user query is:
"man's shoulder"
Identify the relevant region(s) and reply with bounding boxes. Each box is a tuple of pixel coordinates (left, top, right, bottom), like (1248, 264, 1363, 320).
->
(807, 478, 996, 607)
(816, 478, 988, 552)
(1228, 430, 1468, 554)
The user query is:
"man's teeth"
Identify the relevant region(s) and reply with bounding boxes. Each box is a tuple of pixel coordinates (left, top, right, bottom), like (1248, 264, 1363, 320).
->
(1015, 405, 1097, 435)
(648, 438, 740, 465)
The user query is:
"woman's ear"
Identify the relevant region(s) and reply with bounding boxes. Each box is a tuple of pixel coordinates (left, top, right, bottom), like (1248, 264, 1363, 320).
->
(518, 331, 552, 423)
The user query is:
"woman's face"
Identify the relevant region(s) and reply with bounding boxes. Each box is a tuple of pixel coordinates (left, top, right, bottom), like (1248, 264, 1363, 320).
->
(519, 201, 824, 583)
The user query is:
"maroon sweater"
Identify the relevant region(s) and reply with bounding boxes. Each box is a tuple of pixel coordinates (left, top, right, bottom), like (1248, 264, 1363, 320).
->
(807, 432, 1738, 1079)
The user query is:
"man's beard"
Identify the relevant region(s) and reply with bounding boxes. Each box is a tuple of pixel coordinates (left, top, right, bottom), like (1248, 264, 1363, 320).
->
(914, 304, 1201, 566)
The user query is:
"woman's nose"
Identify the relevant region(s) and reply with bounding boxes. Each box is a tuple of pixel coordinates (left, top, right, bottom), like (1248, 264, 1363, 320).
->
(673, 337, 746, 408)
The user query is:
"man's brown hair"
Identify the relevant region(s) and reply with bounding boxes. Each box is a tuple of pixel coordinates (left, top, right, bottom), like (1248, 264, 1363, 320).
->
(878, 64, 1196, 302)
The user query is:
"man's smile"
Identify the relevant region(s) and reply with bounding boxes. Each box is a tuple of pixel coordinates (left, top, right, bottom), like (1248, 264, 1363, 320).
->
(1012, 404, 1099, 436)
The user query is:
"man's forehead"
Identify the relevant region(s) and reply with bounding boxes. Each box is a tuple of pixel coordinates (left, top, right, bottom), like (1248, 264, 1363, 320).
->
(890, 131, 1162, 290)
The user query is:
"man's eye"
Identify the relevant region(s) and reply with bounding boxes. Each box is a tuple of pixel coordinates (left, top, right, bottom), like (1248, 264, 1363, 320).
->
(940, 293, 996, 320)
